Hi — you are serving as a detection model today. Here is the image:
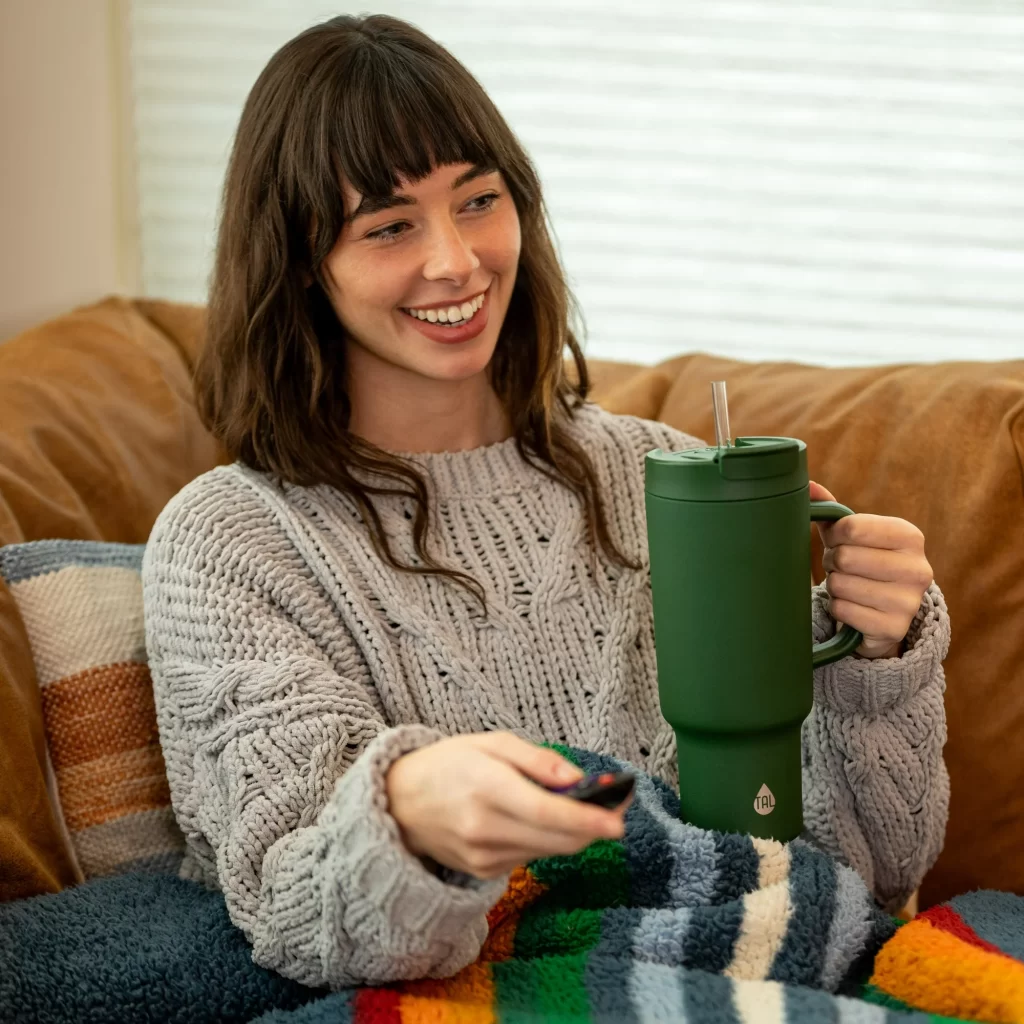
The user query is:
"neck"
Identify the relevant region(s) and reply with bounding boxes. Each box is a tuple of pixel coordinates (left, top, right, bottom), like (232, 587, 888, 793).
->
(346, 347, 512, 454)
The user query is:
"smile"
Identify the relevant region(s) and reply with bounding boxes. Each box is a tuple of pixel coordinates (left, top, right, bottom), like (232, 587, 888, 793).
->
(401, 291, 486, 326)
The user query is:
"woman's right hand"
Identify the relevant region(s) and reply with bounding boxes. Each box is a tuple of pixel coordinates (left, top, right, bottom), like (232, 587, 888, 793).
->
(384, 732, 631, 879)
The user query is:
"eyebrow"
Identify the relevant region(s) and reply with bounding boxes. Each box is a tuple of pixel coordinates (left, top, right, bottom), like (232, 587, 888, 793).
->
(346, 164, 497, 223)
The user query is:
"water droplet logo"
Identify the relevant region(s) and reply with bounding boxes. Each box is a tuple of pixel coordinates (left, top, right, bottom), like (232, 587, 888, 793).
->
(754, 783, 776, 816)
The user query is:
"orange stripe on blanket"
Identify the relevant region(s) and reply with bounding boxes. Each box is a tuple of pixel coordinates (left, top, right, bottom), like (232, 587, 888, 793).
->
(870, 916, 1024, 1023)
(398, 963, 495, 1023)
(479, 867, 547, 962)
(57, 747, 172, 830)
(42, 662, 159, 769)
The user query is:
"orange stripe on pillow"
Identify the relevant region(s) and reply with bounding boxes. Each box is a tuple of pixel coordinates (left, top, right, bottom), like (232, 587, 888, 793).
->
(42, 662, 159, 770)
(399, 963, 495, 1022)
(870, 916, 1024, 1023)
(57, 747, 172, 831)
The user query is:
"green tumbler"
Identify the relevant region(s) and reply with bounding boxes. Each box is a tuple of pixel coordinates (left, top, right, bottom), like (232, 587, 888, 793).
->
(645, 437, 862, 841)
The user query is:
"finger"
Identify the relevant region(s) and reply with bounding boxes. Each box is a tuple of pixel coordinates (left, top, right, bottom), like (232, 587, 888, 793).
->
(484, 765, 626, 841)
(822, 546, 933, 587)
(808, 480, 837, 503)
(451, 800, 627, 878)
(826, 594, 912, 645)
(474, 732, 583, 788)
(809, 480, 840, 545)
(826, 572, 924, 619)
(448, 802, 607, 864)
(820, 514, 926, 553)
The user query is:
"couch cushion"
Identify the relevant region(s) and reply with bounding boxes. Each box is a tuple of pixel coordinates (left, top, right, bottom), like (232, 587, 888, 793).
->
(594, 353, 1024, 907)
(0, 296, 224, 899)
(0, 541, 184, 879)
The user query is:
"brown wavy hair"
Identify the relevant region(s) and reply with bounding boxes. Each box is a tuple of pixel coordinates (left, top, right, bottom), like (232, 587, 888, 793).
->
(196, 13, 637, 608)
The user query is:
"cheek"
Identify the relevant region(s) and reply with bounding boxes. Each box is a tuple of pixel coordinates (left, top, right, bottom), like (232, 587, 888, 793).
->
(480, 206, 522, 275)
(324, 248, 414, 322)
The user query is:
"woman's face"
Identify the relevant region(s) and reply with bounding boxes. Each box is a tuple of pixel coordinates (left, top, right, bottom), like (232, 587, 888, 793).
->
(323, 162, 521, 384)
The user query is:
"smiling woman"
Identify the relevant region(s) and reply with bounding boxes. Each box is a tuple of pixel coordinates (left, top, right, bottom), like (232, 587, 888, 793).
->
(142, 11, 951, 993)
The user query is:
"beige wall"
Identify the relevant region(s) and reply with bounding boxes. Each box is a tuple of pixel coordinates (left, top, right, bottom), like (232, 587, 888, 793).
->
(0, 0, 137, 341)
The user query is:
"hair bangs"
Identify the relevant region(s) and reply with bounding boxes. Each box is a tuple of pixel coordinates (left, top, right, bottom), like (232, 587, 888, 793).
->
(332, 43, 498, 206)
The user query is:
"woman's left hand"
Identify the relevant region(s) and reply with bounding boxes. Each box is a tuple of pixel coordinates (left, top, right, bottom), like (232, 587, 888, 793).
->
(810, 481, 934, 660)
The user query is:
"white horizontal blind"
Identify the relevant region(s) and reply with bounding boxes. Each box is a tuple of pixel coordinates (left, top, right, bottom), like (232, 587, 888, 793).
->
(129, 0, 1024, 365)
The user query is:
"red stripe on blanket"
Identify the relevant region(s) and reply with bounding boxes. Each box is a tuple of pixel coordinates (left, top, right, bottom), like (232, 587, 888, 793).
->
(354, 986, 402, 1022)
(918, 904, 1013, 960)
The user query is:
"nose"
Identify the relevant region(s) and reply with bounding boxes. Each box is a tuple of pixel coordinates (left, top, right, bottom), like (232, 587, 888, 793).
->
(422, 216, 480, 285)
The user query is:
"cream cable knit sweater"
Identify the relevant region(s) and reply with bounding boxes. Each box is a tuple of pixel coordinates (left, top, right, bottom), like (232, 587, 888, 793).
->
(141, 403, 950, 989)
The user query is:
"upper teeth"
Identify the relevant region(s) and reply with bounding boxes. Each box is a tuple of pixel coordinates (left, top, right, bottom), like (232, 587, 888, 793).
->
(404, 293, 485, 323)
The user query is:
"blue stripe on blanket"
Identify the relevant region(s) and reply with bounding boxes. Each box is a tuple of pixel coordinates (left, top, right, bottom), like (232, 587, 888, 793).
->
(587, 909, 644, 1023)
(683, 900, 744, 974)
(711, 832, 760, 903)
(950, 890, 1024, 961)
(768, 841, 837, 986)
(251, 992, 357, 1023)
(0, 539, 145, 583)
(681, 969, 741, 1024)
(786, 984, 842, 1022)
(627, 961, 689, 1022)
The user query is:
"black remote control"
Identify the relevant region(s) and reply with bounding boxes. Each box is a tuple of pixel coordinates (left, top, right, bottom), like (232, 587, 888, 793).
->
(549, 771, 635, 809)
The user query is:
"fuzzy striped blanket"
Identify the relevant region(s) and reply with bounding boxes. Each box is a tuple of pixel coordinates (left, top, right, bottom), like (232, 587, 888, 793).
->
(2, 747, 1021, 1023)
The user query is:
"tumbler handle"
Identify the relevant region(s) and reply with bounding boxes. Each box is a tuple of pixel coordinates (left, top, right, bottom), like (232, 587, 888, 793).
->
(809, 501, 863, 667)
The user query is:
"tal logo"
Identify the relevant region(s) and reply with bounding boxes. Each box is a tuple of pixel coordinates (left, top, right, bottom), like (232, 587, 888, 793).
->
(753, 783, 776, 816)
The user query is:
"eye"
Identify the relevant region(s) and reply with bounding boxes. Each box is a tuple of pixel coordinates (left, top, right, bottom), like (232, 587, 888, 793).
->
(364, 192, 500, 245)
(464, 191, 500, 213)
(366, 221, 409, 244)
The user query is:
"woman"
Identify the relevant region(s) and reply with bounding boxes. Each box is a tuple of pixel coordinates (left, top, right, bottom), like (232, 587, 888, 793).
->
(141, 14, 949, 990)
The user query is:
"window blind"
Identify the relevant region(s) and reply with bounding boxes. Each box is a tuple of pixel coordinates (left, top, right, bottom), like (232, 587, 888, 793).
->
(129, 0, 1024, 365)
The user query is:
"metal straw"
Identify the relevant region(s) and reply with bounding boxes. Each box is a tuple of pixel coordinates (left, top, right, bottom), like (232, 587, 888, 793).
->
(711, 380, 731, 449)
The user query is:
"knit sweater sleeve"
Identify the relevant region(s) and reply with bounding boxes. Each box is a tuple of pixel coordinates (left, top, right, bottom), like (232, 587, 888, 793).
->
(801, 582, 951, 913)
(141, 469, 506, 989)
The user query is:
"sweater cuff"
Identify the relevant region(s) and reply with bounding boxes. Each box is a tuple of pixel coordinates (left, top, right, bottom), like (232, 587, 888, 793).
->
(811, 582, 950, 716)
(324, 725, 506, 976)
(258, 724, 508, 987)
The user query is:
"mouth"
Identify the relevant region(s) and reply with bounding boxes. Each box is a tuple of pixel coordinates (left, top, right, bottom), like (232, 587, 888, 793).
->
(400, 289, 487, 328)
(397, 287, 492, 345)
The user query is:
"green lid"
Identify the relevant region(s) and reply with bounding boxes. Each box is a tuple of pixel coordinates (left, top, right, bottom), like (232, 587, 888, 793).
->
(645, 436, 807, 502)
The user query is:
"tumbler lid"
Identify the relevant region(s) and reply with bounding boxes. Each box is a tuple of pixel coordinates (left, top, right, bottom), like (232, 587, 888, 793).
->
(645, 436, 807, 502)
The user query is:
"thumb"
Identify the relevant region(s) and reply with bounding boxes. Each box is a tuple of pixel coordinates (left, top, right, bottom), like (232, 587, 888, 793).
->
(809, 480, 838, 547)
(480, 733, 584, 787)
(809, 480, 837, 503)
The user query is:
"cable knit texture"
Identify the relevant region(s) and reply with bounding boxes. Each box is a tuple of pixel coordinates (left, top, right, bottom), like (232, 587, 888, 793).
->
(141, 402, 950, 988)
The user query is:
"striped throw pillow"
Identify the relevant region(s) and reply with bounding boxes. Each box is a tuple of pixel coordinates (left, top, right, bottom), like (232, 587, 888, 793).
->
(0, 541, 184, 879)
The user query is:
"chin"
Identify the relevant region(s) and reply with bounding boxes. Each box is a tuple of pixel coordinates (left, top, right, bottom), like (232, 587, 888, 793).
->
(417, 343, 497, 383)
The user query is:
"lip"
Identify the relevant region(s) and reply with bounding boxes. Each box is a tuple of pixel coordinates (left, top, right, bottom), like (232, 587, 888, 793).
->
(398, 287, 491, 346)
(402, 289, 487, 313)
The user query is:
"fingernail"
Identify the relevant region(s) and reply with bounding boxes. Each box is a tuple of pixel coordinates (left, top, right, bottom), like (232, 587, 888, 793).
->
(555, 761, 583, 782)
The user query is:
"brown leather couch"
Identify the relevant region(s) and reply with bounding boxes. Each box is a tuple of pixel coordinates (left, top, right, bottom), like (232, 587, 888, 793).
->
(2, 296, 1022, 909)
